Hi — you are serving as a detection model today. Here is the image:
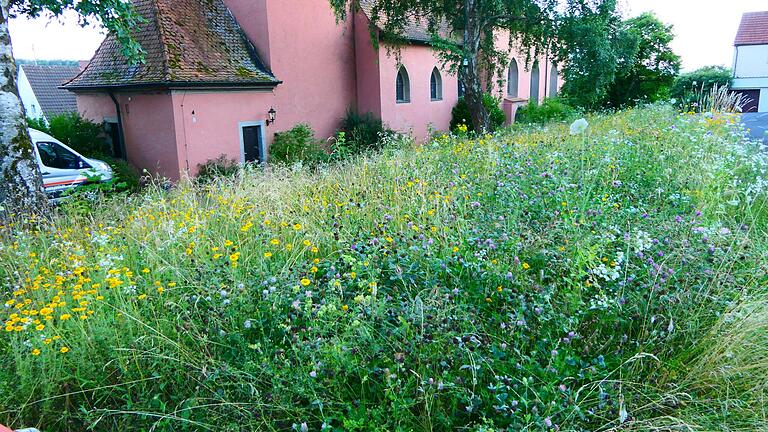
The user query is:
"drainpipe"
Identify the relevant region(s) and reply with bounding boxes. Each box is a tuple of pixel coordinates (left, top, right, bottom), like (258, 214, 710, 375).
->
(543, 44, 549, 100)
(108, 91, 127, 160)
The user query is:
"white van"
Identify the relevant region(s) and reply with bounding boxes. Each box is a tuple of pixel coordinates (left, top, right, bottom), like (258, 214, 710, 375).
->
(29, 128, 114, 198)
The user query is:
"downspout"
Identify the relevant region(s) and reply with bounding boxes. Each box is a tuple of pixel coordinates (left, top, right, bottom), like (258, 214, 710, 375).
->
(351, 2, 359, 113)
(108, 91, 127, 160)
(543, 43, 549, 100)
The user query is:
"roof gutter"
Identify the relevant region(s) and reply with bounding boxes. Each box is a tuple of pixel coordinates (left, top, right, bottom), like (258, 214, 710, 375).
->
(62, 80, 282, 93)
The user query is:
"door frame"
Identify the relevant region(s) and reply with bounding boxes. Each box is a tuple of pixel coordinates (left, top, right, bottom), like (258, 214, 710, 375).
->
(238, 121, 267, 164)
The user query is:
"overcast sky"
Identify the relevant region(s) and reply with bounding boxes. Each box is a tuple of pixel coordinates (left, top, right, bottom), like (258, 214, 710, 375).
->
(8, 1, 768, 71)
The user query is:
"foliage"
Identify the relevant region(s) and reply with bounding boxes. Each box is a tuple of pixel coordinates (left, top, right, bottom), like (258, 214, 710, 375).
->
(604, 13, 681, 108)
(670, 65, 732, 110)
(329, 0, 620, 132)
(32, 112, 111, 157)
(557, 0, 636, 109)
(24, 116, 48, 132)
(450, 95, 506, 132)
(270, 124, 328, 165)
(515, 97, 578, 124)
(1, 106, 766, 430)
(197, 155, 243, 184)
(338, 109, 392, 154)
(58, 160, 138, 216)
(104, 156, 140, 192)
(10, 1, 145, 62)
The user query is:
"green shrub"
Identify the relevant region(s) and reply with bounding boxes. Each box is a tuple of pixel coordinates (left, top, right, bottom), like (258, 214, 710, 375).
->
(270, 123, 328, 165)
(25, 116, 48, 132)
(450, 94, 506, 133)
(339, 109, 391, 154)
(104, 156, 141, 192)
(670, 66, 732, 110)
(58, 157, 140, 216)
(197, 155, 242, 183)
(28, 114, 141, 194)
(515, 97, 578, 124)
(40, 112, 111, 157)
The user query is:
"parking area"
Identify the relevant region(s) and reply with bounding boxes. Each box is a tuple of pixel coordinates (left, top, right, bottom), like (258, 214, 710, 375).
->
(741, 112, 768, 144)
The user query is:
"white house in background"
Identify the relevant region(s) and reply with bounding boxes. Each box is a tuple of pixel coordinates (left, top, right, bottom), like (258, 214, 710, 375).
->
(17, 64, 81, 122)
(18, 66, 43, 119)
(732, 11, 768, 113)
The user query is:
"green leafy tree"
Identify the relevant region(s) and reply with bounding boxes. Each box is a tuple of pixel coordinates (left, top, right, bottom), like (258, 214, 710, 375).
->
(604, 12, 681, 108)
(329, 0, 621, 132)
(0, 0, 142, 215)
(556, 0, 637, 109)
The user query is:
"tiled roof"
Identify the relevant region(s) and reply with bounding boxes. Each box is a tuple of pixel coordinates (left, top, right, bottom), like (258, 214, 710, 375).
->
(63, 0, 278, 91)
(735, 11, 768, 46)
(21, 65, 81, 118)
(359, 0, 455, 44)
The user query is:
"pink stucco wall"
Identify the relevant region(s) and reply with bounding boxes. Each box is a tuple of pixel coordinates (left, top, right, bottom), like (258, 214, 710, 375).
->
(354, 11, 382, 118)
(489, 31, 564, 124)
(224, 0, 272, 69)
(170, 89, 274, 176)
(77, 93, 116, 123)
(226, 0, 358, 141)
(119, 92, 180, 180)
(377, 45, 459, 139)
(77, 91, 182, 179)
(77, 91, 180, 179)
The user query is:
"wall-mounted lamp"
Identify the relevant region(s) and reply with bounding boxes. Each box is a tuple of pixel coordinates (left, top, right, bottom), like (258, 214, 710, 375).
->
(266, 107, 277, 126)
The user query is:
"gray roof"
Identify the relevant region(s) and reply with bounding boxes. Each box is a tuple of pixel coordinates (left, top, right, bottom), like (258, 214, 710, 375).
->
(359, 0, 455, 44)
(21, 65, 81, 118)
(63, 0, 279, 91)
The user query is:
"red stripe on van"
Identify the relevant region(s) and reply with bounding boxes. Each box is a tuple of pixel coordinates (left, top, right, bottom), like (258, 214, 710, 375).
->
(44, 179, 87, 188)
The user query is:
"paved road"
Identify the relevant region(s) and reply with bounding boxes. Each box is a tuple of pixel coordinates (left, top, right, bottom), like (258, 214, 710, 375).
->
(741, 112, 768, 143)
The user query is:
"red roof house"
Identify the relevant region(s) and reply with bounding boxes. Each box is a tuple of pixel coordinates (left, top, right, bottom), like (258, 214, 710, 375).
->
(732, 11, 768, 112)
(65, 0, 560, 179)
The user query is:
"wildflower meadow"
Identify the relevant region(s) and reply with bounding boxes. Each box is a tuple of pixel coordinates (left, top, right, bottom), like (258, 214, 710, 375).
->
(1, 105, 767, 431)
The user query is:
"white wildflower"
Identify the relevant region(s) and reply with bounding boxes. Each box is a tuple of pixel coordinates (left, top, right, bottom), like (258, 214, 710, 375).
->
(569, 118, 589, 135)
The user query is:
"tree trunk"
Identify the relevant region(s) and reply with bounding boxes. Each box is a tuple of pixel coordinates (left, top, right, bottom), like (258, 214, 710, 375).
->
(0, 0, 48, 216)
(460, 0, 490, 133)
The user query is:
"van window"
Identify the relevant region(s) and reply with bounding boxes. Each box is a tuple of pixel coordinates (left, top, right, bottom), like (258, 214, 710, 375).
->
(37, 142, 85, 170)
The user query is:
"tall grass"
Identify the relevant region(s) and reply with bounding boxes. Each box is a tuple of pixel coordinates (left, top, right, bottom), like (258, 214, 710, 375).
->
(694, 83, 751, 113)
(1, 105, 766, 431)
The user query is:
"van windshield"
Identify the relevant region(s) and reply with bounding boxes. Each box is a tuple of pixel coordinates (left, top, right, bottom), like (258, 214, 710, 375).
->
(37, 142, 83, 170)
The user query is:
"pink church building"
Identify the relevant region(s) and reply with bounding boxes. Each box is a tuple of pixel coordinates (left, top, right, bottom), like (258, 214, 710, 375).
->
(63, 0, 560, 179)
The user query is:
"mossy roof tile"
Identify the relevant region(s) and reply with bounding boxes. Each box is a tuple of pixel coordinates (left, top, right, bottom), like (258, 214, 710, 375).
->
(63, 0, 278, 90)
